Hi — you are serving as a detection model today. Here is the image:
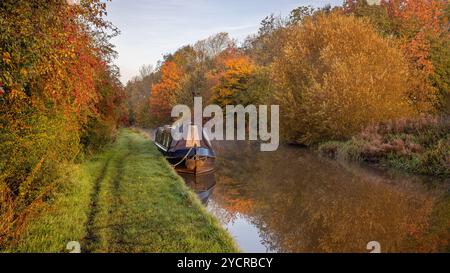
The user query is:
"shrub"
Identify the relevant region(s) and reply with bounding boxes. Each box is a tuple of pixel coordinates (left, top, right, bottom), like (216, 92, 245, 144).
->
(0, 0, 124, 248)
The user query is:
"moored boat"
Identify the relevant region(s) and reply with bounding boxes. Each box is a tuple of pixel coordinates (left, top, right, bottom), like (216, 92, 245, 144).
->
(154, 124, 215, 175)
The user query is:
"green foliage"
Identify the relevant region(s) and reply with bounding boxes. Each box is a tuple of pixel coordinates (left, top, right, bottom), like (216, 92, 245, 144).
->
(430, 37, 450, 114)
(244, 14, 287, 66)
(242, 65, 272, 105)
(80, 118, 116, 155)
(344, 0, 397, 36)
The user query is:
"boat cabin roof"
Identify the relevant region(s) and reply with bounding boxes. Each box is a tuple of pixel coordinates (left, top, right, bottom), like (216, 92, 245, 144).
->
(155, 125, 213, 152)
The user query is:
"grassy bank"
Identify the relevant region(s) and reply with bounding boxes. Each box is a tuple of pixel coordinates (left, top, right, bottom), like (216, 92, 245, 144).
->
(318, 116, 450, 177)
(7, 129, 238, 253)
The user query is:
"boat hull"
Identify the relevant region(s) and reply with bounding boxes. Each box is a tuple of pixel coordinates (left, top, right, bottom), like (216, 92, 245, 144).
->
(165, 148, 215, 175)
(154, 126, 216, 175)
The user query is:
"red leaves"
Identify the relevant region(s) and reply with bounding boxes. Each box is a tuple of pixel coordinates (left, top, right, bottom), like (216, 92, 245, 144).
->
(401, 31, 434, 73)
(384, 0, 448, 74)
(386, 0, 445, 34)
(345, 0, 448, 75)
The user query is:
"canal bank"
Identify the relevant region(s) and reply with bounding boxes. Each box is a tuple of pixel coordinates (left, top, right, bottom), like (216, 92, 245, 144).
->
(8, 129, 238, 253)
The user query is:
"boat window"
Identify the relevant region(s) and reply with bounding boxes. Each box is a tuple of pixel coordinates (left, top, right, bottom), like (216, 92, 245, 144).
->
(156, 130, 162, 144)
(168, 133, 173, 148)
(163, 132, 172, 148)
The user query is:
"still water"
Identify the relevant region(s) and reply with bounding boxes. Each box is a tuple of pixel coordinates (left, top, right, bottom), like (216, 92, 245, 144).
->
(183, 141, 450, 253)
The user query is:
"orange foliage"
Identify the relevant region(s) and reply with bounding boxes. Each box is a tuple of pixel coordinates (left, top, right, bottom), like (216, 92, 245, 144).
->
(149, 61, 183, 122)
(211, 50, 255, 106)
(39, 8, 103, 122)
(383, 0, 448, 74)
(385, 0, 445, 33)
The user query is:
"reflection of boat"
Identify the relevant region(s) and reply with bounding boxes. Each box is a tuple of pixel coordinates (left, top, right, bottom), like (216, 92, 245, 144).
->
(154, 124, 215, 174)
(179, 172, 216, 204)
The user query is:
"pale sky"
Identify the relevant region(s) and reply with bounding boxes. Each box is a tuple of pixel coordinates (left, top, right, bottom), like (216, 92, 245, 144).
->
(105, 0, 343, 83)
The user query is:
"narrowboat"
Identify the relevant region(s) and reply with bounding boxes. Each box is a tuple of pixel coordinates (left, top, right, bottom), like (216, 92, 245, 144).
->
(154, 124, 215, 175)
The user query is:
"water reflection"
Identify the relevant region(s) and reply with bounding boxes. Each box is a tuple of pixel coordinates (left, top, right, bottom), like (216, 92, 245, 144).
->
(201, 141, 450, 253)
(179, 172, 216, 205)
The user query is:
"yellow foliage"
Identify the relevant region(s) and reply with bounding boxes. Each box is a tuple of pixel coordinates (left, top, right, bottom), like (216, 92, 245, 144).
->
(273, 12, 436, 144)
(212, 53, 255, 106)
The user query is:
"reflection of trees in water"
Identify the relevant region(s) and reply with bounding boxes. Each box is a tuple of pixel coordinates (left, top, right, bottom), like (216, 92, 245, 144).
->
(212, 142, 450, 252)
(212, 141, 260, 223)
(411, 195, 450, 252)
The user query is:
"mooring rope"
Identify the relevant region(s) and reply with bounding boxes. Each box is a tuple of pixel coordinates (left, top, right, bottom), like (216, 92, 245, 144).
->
(170, 146, 194, 167)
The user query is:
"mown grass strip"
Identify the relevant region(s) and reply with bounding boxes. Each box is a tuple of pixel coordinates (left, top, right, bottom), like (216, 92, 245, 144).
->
(8, 129, 238, 253)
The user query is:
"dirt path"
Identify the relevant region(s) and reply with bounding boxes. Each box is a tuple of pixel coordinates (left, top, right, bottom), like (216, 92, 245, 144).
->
(82, 158, 111, 253)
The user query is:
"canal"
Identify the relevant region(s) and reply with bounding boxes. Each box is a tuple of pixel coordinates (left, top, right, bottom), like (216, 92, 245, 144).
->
(182, 140, 450, 253)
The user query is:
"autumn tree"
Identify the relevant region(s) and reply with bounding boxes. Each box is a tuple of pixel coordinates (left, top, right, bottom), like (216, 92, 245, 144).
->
(383, 0, 447, 74)
(430, 36, 450, 113)
(125, 64, 155, 126)
(345, 0, 450, 112)
(210, 50, 256, 107)
(194, 32, 236, 63)
(244, 14, 288, 66)
(140, 33, 236, 126)
(149, 61, 183, 123)
(165, 45, 202, 106)
(273, 12, 432, 144)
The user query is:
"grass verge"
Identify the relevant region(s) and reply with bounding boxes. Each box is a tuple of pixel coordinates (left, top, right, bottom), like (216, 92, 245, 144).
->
(318, 116, 450, 177)
(7, 129, 238, 253)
